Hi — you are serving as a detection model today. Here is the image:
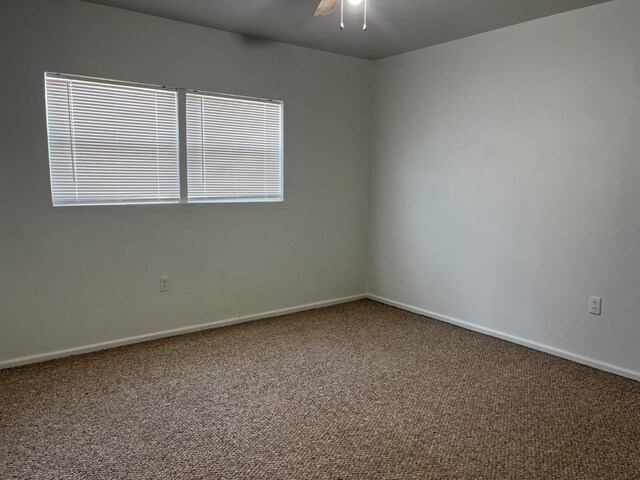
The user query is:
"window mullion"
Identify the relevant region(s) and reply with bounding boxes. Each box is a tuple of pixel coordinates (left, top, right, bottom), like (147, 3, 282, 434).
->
(177, 88, 188, 204)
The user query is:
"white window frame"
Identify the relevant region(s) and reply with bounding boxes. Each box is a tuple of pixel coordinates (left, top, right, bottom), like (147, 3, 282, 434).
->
(44, 73, 181, 207)
(44, 73, 284, 207)
(185, 89, 284, 204)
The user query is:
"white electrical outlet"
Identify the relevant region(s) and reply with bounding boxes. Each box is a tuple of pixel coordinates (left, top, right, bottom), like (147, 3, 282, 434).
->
(160, 276, 170, 292)
(589, 296, 601, 315)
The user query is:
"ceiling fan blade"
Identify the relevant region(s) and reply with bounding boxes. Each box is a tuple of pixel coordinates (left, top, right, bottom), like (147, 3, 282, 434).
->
(314, 0, 340, 17)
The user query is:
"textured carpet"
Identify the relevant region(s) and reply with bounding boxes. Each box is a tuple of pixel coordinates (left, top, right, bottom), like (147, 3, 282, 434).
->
(1, 300, 639, 479)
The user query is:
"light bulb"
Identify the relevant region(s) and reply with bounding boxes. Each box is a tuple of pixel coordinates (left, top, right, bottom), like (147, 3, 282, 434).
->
(348, 0, 363, 5)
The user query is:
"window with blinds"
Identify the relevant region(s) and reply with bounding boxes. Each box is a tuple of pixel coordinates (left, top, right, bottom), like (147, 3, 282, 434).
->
(186, 92, 283, 203)
(45, 74, 179, 206)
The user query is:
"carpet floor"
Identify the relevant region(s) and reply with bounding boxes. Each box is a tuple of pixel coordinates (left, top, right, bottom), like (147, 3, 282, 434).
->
(1, 300, 639, 479)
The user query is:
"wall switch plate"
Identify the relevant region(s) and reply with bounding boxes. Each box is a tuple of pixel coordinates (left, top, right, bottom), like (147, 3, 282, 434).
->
(160, 276, 170, 292)
(589, 296, 601, 315)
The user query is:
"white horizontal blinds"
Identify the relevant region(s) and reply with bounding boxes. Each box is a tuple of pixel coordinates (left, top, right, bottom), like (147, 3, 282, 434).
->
(45, 74, 179, 206)
(186, 92, 283, 202)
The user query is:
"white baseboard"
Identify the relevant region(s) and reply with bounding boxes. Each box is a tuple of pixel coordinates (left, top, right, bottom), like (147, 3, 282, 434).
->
(367, 294, 640, 382)
(6, 292, 638, 382)
(0, 294, 367, 370)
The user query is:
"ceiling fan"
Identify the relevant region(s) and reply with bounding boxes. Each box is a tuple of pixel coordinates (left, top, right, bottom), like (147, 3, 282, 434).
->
(314, 0, 368, 31)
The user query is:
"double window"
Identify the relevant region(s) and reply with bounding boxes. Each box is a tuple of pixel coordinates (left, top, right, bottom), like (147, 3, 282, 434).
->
(44, 73, 283, 206)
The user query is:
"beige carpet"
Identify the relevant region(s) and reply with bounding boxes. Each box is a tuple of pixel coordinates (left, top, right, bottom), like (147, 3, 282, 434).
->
(1, 300, 639, 479)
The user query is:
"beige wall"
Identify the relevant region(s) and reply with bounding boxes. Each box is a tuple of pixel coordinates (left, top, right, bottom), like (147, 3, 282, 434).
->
(369, 0, 640, 379)
(3, 0, 639, 380)
(0, 0, 372, 365)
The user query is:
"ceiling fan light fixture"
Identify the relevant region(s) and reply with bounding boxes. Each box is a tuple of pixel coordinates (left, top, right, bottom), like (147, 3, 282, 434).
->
(314, 0, 368, 31)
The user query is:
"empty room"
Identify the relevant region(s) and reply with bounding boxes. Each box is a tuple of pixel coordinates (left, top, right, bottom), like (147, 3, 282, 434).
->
(1, 0, 639, 478)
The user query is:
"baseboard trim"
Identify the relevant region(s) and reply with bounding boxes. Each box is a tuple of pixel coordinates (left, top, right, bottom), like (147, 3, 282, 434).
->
(0, 294, 367, 370)
(367, 294, 640, 382)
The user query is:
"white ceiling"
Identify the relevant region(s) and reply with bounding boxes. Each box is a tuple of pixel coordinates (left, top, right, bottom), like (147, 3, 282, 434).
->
(83, 0, 613, 60)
